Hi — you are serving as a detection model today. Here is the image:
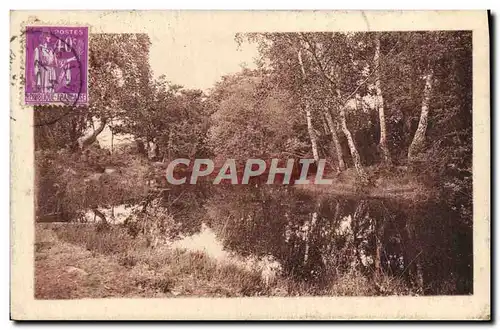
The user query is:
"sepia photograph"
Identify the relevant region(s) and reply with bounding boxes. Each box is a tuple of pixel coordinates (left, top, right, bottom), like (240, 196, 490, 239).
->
(10, 10, 490, 320)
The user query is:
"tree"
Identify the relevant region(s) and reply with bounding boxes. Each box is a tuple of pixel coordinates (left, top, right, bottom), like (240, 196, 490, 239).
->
(297, 49, 320, 162)
(407, 67, 433, 161)
(374, 33, 392, 165)
(208, 69, 306, 161)
(299, 32, 370, 180)
(112, 74, 210, 161)
(34, 33, 153, 151)
(324, 108, 345, 171)
(240, 33, 365, 174)
(34, 33, 156, 223)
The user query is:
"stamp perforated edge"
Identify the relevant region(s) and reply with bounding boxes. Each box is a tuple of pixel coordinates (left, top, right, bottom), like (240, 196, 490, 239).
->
(16, 17, 92, 109)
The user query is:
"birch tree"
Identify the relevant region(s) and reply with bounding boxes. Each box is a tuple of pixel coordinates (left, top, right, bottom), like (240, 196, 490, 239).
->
(298, 33, 369, 180)
(374, 33, 392, 165)
(297, 49, 320, 162)
(408, 67, 434, 161)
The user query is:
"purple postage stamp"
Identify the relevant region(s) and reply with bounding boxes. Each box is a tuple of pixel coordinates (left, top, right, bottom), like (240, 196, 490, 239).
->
(24, 26, 89, 106)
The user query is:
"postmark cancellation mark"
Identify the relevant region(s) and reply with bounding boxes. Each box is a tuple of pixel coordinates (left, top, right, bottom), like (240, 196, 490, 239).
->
(24, 26, 89, 106)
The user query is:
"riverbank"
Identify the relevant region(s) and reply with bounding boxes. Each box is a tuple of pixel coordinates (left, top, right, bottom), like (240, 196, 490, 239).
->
(35, 223, 265, 298)
(296, 165, 431, 201)
(35, 223, 413, 299)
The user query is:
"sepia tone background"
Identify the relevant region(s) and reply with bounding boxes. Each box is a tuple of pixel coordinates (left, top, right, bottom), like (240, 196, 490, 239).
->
(11, 10, 490, 320)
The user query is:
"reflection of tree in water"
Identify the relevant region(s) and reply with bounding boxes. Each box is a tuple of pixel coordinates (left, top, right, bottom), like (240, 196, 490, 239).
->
(200, 185, 472, 295)
(204, 185, 296, 259)
(158, 183, 472, 295)
(156, 184, 213, 236)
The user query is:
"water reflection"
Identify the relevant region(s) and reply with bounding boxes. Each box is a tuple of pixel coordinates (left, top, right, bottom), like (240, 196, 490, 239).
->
(161, 184, 472, 296)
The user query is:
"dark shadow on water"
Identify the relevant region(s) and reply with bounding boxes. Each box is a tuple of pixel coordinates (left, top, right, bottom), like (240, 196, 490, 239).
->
(161, 183, 473, 296)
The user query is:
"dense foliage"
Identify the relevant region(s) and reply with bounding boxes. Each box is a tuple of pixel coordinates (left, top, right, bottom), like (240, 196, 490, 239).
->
(34, 30, 472, 228)
(32, 30, 473, 297)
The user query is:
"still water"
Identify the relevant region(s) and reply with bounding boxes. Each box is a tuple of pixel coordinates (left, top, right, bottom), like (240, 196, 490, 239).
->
(159, 184, 473, 296)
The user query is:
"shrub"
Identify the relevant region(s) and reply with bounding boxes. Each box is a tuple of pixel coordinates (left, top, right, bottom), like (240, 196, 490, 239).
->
(35, 148, 152, 223)
(124, 200, 178, 247)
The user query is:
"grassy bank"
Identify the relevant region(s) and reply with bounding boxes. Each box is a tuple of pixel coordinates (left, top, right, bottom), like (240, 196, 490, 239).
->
(36, 223, 264, 298)
(35, 223, 416, 299)
(296, 165, 430, 201)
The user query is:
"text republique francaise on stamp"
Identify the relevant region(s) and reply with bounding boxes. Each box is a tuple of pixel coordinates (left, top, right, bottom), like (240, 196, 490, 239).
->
(24, 26, 89, 106)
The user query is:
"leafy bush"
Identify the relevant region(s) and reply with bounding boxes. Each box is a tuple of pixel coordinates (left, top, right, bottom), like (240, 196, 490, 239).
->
(35, 148, 152, 223)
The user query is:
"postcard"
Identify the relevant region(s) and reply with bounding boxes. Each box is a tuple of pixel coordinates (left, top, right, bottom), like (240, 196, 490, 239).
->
(10, 10, 490, 320)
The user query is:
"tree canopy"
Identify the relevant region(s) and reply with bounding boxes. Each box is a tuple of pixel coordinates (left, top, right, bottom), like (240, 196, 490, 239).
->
(34, 30, 472, 226)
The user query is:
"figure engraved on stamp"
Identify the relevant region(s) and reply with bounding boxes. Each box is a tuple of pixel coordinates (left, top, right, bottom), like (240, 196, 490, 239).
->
(25, 26, 89, 106)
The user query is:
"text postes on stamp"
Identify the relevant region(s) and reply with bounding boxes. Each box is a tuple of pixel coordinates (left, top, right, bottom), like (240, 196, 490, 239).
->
(24, 26, 89, 106)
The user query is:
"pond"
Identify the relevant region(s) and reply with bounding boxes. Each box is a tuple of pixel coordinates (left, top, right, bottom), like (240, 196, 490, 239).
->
(160, 183, 473, 296)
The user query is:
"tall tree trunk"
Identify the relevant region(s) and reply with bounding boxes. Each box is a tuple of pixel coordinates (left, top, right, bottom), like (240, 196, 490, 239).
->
(374, 34, 392, 165)
(297, 49, 320, 162)
(336, 90, 367, 181)
(408, 68, 434, 161)
(324, 109, 345, 171)
(305, 104, 320, 162)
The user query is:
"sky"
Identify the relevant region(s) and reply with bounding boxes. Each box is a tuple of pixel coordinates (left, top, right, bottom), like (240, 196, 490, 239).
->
(96, 31, 260, 148)
(149, 31, 259, 91)
(95, 16, 261, 147)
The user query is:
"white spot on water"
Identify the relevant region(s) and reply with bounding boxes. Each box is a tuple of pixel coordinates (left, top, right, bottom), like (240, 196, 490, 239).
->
(104, 168, 117, 174)
(170, 223, 229, 261)
(82, 204, 138, 224)
(337, 215, 352, 236)
(169, 223, 282, 285)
